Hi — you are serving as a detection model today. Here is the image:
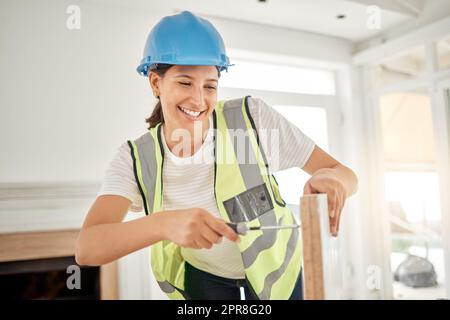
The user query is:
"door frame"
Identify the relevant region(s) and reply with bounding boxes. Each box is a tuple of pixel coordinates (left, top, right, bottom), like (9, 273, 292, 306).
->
(435, 78, 450, 298)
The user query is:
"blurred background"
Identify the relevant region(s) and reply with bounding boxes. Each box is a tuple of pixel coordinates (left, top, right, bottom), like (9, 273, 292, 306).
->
(1, 0, 450, 300)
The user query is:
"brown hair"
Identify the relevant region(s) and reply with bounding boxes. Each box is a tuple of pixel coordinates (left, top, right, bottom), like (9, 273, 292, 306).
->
(146, 64, 173, 129)
(145, 64, 222, 129)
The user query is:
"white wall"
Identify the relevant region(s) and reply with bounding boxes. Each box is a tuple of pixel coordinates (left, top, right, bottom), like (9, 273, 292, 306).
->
(0, 0, 154, 182)
(0, 0, 352, 184)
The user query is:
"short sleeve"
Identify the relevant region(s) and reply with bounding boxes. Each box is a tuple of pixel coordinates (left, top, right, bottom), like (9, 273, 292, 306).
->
(247, 97, 315, 172)
(97, 142, 144, 212)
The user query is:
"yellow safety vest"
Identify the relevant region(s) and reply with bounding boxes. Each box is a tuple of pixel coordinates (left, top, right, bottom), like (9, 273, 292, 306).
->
(128, 96, 302, 300)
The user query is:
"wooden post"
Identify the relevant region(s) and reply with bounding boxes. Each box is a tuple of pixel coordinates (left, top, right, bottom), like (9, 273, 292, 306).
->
(300, 193, 341, 300)
(100, 261, 118, 300)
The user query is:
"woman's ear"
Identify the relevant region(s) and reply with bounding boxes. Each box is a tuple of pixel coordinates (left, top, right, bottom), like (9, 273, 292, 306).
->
(148, 72, 160, 98)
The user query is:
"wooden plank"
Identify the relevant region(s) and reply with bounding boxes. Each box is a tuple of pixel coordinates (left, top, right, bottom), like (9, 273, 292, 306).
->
(300, 194, 325, 299)
(300, 193, 342, 300)
(100, 261, 119, 300)
(0, 230, 79, 262)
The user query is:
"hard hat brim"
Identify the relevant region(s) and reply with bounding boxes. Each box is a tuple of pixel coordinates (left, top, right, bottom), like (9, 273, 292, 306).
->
(136, 60, 233, 77)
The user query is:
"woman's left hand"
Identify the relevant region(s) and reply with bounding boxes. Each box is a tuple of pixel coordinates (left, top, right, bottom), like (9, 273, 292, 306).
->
(303, 167, 347, 237)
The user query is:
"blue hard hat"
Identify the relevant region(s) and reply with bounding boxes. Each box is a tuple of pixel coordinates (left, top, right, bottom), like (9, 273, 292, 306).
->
(137, 11, 232, 76)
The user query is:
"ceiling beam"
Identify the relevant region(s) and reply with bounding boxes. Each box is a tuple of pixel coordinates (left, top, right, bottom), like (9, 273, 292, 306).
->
(342, 0, 426, 17)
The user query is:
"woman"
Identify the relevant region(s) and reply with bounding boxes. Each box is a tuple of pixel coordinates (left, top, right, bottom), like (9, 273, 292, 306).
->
(75, 11, 358, 300)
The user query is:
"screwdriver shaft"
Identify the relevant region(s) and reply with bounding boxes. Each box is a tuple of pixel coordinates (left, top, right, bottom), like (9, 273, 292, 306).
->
(227, 222, 300, 235)
(251, 224, 300, 231)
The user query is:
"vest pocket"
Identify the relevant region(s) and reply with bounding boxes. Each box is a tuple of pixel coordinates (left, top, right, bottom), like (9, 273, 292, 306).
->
(222, 183, 274, 223)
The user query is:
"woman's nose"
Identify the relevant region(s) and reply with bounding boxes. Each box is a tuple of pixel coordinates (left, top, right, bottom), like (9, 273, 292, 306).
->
(191, 86, 205, 108)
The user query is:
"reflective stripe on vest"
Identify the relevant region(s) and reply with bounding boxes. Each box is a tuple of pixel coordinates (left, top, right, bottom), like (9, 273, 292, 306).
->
(128, 96, 302, 300)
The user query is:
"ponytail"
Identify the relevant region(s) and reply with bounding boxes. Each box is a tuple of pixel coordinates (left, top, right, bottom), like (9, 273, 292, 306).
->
(146, 99, 164, 129)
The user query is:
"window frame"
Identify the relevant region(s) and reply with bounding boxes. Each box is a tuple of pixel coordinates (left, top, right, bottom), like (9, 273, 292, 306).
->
(360, 37, 450, 299)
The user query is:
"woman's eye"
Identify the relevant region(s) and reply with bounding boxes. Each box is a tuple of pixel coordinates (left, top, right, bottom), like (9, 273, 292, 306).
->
(178, 82, 215, 90)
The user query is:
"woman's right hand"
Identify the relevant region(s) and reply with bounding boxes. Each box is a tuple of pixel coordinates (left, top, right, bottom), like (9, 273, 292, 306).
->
(161, 208, 240, 249)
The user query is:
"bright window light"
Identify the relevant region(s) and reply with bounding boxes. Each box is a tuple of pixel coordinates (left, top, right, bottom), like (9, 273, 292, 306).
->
(220, 60, 336, 95)
(384, 171, 441, 223)
(272, 106, 328, 205)
(273, 105, 328, 150)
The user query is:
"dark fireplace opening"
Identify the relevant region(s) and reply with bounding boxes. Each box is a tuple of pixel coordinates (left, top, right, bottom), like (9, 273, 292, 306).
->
(0, 256, 100, 300)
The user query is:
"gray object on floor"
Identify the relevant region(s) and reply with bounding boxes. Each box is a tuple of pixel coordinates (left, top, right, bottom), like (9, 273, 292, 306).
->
(394, 254, 438, 288)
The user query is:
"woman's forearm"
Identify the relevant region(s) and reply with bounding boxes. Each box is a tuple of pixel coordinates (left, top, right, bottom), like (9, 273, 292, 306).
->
(75, 211, 167, 266)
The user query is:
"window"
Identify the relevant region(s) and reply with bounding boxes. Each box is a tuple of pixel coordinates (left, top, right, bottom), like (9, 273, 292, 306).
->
(379, 89, 447, 299)
(220, 59, 335, 95)
(272, 105, 328, 205)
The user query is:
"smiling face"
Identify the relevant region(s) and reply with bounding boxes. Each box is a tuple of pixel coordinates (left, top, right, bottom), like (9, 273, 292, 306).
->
(149, 65, 219, 141)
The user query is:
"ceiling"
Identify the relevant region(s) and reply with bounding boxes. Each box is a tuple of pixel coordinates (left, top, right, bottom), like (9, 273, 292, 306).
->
(88, 0, 427, 42)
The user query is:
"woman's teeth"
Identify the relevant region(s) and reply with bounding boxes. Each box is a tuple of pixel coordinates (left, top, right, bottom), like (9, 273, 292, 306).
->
(179, 106, 202, 118)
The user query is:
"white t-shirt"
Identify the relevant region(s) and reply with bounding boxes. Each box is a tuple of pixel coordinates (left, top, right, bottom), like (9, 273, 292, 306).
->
(98, 97, 315, 279)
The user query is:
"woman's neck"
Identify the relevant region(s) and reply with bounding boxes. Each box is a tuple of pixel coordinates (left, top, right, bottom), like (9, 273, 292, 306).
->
(163, 119, 210, 158)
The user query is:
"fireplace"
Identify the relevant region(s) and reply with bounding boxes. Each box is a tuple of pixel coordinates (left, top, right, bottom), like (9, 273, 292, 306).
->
(0, 256, 100, 299)
(0, 229, 118, 300)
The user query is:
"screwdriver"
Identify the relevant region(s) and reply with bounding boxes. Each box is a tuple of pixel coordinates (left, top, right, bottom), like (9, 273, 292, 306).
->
(226, 222, 300, 236)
